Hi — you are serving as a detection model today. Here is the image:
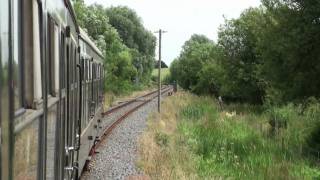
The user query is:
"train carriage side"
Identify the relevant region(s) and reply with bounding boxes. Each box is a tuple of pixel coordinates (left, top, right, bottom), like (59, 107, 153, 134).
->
(78, 29, 104, 176)
(46, 1, 82, 180)
(0, 0, 84, 179)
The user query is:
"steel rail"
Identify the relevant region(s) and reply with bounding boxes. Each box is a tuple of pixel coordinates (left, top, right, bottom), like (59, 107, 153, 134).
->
(81, 86, 173, 175)
(98, 87, 172, 145)
(101, 86, 169, 116)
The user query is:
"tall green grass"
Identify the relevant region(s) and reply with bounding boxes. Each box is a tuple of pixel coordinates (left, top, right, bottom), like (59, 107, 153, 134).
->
(151, 68, 170, 83)
(177, 96, 320, 179)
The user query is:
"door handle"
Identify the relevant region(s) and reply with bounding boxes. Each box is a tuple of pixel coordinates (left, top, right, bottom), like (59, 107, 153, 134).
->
(64, 162, 79, 171)
(65, 162, 79, 179)
(65, 146, 75, 156)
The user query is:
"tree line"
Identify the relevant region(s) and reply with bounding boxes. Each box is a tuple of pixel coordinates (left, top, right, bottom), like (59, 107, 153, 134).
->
(171, 0, 320, 105)
(73, 0, 157, 94)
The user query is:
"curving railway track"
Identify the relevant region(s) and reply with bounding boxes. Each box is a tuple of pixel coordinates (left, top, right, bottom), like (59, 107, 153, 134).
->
(81, 85, 174, 177)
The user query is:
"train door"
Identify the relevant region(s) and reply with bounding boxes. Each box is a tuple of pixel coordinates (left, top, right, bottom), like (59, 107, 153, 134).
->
(74, 52, 84, 179)
(63, 29, 80, 180)
(46, 15, 63, 180)
(58, 30, 67, 180)
(89, 60, 93, 119)
(66, 33, 72, 179)
(90, 61, 95, 116)
(56, 29, 76, 180)
(73, 37, 81, 179)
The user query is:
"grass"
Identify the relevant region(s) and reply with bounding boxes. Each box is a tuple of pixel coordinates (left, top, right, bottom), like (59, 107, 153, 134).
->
(152, 68, 170, 83)
(138, 91, 320, 179)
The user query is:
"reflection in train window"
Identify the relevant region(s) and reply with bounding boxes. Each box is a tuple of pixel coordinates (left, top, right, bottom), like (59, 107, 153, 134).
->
(14, 118, 39, 180)
(13, 0, 22, 110)
(69, 44, 73, 86)
(48, 19, 60, 96)
(0, 0, 12, 177)
(46, 104, 58, 179)
(60, 32, 66, 90)
(74, 48, 77, 84)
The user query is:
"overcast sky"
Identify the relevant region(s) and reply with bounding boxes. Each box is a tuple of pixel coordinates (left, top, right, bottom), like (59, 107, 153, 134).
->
(84, 0, 261, 65)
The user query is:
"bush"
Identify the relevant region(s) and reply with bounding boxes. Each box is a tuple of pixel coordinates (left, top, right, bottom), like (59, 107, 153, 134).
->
(180, 98, 217, 121)
(303, 100, 320, 158)
(155, 132, 170, 147)
(104, 77, 143, 95)
(266, 105, 294, 131)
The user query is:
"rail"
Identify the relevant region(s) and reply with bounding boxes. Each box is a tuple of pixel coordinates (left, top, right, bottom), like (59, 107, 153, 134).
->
(81, 86, 173, 175)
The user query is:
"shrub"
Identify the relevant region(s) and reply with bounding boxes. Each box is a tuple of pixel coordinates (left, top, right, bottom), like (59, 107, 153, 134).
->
(155, 132, 170, 147)
(303, 100, 320, 158)
(266, 105, 294, 132)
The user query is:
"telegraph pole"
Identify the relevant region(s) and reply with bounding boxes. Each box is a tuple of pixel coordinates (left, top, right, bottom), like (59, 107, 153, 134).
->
(155, 29, 166, 113)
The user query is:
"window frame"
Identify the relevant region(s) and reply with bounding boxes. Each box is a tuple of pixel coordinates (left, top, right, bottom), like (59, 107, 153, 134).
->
(47, 15, 60, 97)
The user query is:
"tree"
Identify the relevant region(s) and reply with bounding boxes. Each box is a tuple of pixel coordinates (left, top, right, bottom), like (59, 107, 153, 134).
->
(73, 1, 157, 93)
(171, 34, 219, 95)
(106, 6, 156, 83)
(217, 8, 266, 103)
(259, 0, 320, 103)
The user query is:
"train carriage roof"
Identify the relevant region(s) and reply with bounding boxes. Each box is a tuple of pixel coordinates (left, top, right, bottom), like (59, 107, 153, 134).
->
(79, 28, 104, 61)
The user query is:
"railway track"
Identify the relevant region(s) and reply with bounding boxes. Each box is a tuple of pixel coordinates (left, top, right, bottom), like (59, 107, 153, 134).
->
(81, 85, 173, 176)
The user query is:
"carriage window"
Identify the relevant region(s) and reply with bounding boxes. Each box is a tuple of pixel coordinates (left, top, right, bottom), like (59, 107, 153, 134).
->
(66, 44, 69, 87)
(92, 64, 96, 80)
(96, 64, 98, 80)
(13, 0, 22, 110)
(48, 19, 59, 96)
(86, 60, 89, 81)
(74, 48, 77, 84)
(98, 64, 101, 79)
(84, 60, 87, 81)
(60, 32, 66, 89)
(89, 61, 91, 80)
(97, 65, 99, 79)
(69, 44, 73, 85)
(102, 65, 104, 78)
(81, 58, 85, 81)
(95, 64, 98, 80)
(53, 26, 59, 94)
(0, 2, 7, 178)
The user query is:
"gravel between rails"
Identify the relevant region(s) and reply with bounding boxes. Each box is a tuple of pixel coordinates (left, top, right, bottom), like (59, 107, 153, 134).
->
(99, 100, 144, 136)
(81, 94, 168, 180)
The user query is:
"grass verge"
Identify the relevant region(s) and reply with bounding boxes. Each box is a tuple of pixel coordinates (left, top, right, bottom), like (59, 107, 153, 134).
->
(137, 91, 320, 179)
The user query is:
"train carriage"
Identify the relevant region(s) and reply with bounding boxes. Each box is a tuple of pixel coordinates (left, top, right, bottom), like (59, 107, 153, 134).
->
(78, 28, 104, 176)
(0, 0, 105, 179)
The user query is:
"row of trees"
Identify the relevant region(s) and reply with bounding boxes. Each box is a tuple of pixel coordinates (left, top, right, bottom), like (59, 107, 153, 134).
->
(73, 0, 157, 93)
(171, 0, 320, 104)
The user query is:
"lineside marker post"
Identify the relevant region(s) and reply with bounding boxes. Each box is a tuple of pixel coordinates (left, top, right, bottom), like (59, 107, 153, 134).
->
(155, 29, 167, 113)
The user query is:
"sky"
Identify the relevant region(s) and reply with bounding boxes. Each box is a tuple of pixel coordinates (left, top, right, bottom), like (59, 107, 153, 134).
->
(84, 0, 261, 65)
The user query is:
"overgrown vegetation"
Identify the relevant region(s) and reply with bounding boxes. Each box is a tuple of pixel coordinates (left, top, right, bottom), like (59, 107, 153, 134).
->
(151, 68, 170, 84)
(139, 92, 320, 179)
(170, 0, 320, 104)
(167, 1, 320, 172)
(73, 0, 156, 95)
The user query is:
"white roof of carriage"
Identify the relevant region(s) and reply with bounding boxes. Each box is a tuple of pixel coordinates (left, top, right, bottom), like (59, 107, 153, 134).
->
(79, 28, 104, 59)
